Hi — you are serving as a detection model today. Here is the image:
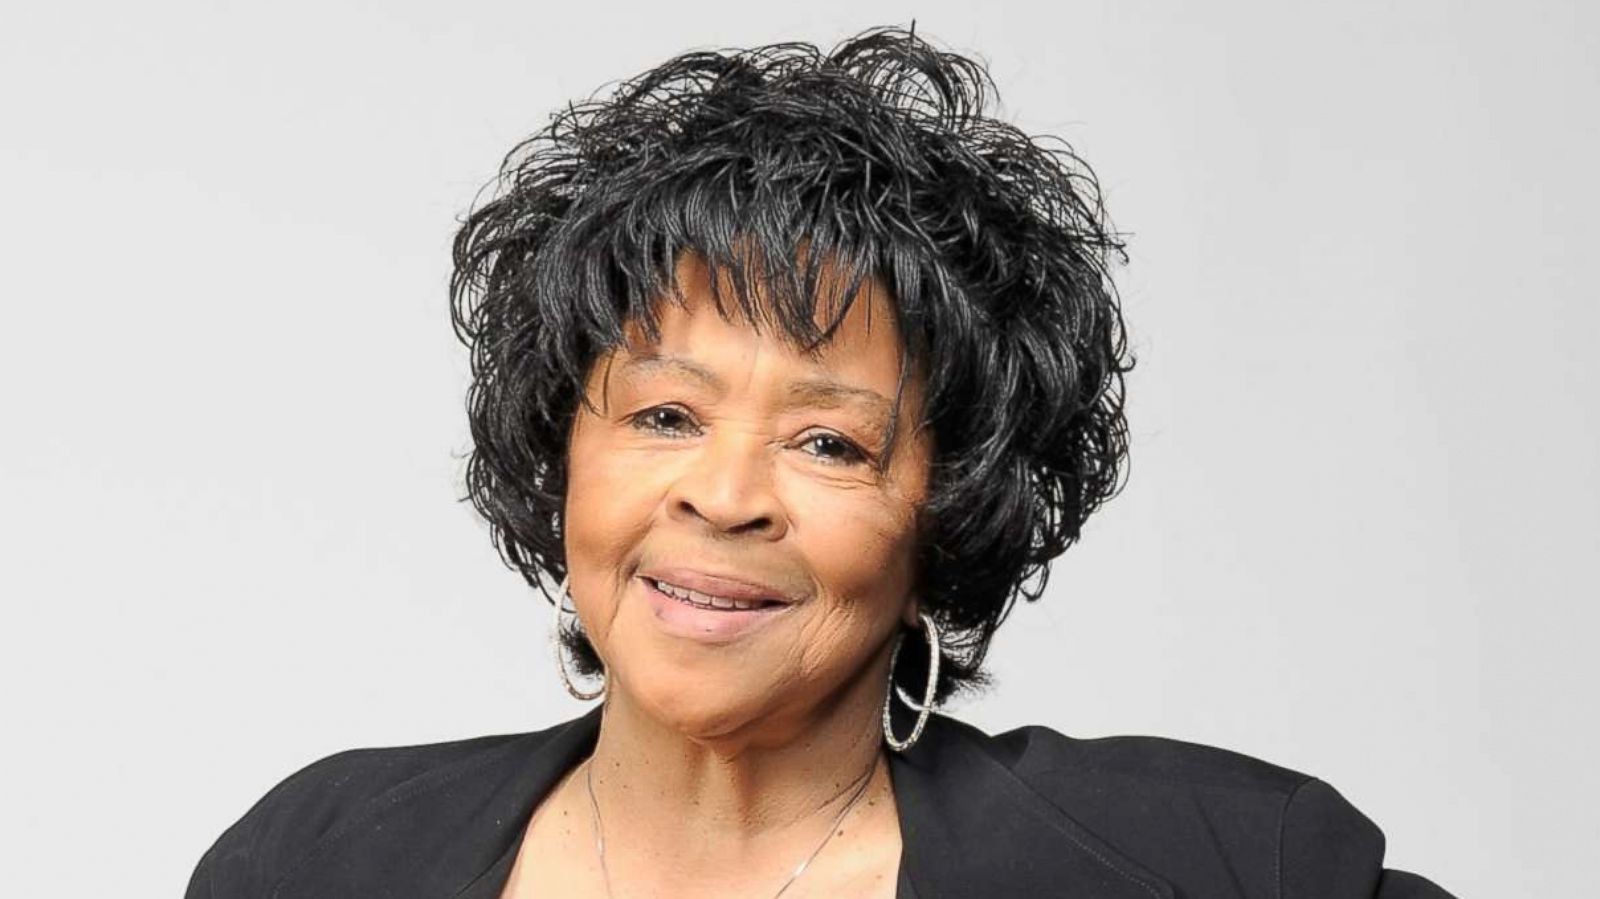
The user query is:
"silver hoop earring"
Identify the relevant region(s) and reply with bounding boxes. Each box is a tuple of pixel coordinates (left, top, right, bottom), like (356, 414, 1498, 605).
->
(883, 611, 941, 752)
(552, 573, 605, 701)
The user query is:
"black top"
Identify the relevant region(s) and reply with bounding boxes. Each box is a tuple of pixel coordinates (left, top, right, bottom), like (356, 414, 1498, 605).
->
(185, 705, 1455, 897)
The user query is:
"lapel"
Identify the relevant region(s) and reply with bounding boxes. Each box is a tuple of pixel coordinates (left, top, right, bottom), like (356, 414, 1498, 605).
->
(281, 705, 1174, 898)
(889, 707, 1174, 898)
(278, 707, 605, 898)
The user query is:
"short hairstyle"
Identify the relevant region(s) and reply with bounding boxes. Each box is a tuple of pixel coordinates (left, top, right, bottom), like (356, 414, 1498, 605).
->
(449, 25, 1132, 704)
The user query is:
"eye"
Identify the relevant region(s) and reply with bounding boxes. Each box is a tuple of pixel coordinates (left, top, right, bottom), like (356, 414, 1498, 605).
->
(627, 405, 700, 437)
(626, 407, 871, 468)
(800, 431, 871, 467)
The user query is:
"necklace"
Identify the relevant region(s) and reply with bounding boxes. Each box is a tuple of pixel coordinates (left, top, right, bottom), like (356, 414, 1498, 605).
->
(583, 755, 878, 899)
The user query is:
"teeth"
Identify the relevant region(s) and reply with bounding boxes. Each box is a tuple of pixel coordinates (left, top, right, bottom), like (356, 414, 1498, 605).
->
(652, 578, 769, 611)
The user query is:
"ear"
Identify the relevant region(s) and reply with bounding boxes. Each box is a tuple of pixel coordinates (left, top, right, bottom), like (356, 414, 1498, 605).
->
(900, 595, 922, 628)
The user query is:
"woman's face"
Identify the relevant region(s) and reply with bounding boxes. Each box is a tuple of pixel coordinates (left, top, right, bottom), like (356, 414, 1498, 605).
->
(562, 253, 933, 744)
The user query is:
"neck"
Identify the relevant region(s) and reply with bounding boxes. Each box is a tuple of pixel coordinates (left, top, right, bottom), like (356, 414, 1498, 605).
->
(579, 654, 896, 885)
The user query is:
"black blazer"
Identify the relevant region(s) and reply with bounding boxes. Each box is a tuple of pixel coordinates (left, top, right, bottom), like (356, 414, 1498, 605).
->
(186, 705, 1455, 897)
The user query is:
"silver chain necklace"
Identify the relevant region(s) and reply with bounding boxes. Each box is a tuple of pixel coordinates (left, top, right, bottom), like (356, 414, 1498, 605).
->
(583, 756, 878, 899)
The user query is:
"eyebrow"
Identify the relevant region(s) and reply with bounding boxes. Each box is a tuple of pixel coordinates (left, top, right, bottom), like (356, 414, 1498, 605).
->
(616, 353, 895, 432)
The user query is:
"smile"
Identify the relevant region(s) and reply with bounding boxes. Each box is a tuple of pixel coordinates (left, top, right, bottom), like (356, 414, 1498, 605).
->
(644, 577, 786, 612)
(638, 575, 792, 645)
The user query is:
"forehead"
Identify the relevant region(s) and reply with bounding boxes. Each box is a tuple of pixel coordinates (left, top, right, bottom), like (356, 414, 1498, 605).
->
(619, 251, 912, 378)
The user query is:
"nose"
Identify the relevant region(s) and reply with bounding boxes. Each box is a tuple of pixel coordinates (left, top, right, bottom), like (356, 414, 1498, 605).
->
(664, 428, 788, 541)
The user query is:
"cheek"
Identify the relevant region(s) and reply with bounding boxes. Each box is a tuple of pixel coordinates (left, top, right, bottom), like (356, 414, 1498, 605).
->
(795, 487, 918, 592)
(786, 445, 926, 585)
(562, 417, 667, 640)
(784, 479, 923, 671)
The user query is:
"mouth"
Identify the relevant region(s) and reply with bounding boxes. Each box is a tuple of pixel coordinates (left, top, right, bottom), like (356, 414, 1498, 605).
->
(641, 576, 789, 612)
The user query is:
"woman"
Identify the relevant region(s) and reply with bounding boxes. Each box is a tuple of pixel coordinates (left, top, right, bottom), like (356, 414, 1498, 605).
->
(186, 26, 1455, 898)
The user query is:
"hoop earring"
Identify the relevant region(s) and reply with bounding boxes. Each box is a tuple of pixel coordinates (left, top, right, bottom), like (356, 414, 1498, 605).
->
(883, 611, 941, 752)
(552, 573, 605, 701)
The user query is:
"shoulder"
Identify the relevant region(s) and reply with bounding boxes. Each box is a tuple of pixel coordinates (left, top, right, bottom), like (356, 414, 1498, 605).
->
(983, 719, 1314, 791)
(934, 717, 1455, 898)
(183, 729, 538, 898)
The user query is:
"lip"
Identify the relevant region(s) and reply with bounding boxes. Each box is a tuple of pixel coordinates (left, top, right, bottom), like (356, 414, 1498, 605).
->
(638, 566, 799, 605)
(638, 575, 794, 644)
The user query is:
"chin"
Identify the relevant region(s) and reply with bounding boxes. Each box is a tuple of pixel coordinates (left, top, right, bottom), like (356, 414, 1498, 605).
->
(624, 672, 771, 744)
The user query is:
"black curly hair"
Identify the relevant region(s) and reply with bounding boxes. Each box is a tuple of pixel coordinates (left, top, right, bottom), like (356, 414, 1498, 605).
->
(449, 24, 1132, 705)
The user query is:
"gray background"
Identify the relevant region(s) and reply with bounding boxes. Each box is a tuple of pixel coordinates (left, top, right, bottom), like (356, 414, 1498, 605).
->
(3, 1, 1595, 896)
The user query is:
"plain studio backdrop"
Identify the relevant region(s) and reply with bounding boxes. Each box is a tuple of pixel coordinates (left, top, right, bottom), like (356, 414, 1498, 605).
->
(3, 2, 1595, 896)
